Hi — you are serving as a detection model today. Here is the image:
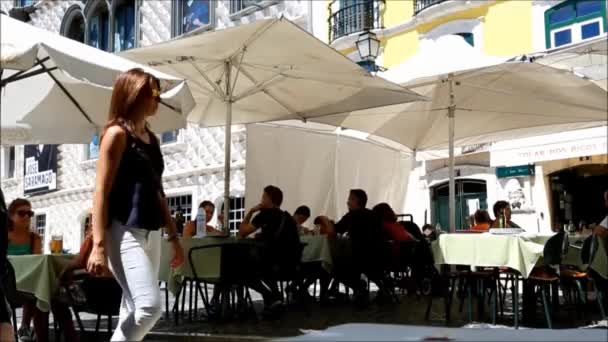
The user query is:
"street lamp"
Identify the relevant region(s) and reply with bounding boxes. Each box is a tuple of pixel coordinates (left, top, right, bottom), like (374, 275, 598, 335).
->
(355, 29, 384, 73)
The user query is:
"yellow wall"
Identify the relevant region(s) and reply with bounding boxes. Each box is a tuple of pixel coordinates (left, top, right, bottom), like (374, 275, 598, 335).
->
(338, 0, 534, 67)
(383, 0, 414, 28)
(483, 0, 533, 56)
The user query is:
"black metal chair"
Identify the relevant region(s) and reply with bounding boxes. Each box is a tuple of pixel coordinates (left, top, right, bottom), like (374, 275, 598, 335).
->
(526, 231, 567, 329)
(67, 273, 122, 334)
(188, 242, 257, 322)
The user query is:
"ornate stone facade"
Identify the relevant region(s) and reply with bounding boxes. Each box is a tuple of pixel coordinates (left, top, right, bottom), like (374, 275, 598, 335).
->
(1, 0, 311, 252)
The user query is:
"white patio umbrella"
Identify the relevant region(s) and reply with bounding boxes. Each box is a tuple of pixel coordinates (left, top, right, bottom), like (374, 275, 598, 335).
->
(0, 14, 195, 145)
(123, 17, 425, 227)
(312, 61, 608, 231)
(532, 36, 607, 91)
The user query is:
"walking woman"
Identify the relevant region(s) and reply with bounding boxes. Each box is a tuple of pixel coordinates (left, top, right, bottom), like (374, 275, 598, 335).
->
(87, 68, 184, 341)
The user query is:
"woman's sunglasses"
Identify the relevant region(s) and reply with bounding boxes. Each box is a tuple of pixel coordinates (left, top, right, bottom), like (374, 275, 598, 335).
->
(17, 210, 34, 218)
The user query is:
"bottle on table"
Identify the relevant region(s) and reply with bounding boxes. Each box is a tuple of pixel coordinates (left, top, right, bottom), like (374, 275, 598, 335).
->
(195, 207, 207, 238)
(498, 210, 506, 229)
(175, 206, 185, 236)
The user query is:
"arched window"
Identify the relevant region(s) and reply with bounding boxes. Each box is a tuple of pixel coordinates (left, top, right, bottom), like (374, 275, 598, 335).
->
(545, 0, 607, 48)
(173, 0, 213, 36)
(87, 1, 110, 51)
(61, 5, 86, 43)
(113, 0, 135, 52)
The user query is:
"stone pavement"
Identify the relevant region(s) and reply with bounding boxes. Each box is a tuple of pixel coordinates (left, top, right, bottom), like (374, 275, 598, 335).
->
(15, 285, 608, 341)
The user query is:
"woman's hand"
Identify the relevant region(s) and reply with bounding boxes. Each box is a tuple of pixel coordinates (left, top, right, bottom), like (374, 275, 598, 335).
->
(86, 245, 107, 276)
(170, 240, 185, 269)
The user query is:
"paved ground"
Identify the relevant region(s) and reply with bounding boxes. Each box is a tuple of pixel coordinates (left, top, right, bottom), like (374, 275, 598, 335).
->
(14, 285, 608, 341)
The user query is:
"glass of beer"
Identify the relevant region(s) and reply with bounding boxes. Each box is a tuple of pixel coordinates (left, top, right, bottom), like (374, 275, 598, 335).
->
(51, 234, 63, 254)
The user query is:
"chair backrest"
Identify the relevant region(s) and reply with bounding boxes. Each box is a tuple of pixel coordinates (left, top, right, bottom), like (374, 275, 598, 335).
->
(543, 232, 566, 266)
(399, 221, 425, 241)
(397, 214, 413, 222)
(581, 234, 599, 265)
(1, 261, 18, 307)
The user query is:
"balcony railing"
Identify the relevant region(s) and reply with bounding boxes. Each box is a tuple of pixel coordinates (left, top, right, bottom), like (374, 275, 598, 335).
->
(414, 0, 448, 15)
(329, 0, 383, 43)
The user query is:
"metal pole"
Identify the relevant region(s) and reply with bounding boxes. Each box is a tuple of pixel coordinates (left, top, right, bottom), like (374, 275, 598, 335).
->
(448, 74, 456, 233)
(224, 60, 232, 235)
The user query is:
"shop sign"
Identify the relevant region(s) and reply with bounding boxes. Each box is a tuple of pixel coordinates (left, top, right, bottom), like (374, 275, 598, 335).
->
(496, 164, 535, 178)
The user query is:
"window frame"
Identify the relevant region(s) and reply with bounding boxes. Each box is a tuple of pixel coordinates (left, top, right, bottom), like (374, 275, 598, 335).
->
(226, 196, 246, 235)
(229, 0, 279, 17)
(1, 146, 17, 180)
(33, 213, 46, 246)
(112, 0, 137, 52)
(172, 0, 215, 38)
(87, 6, 111, 51)
(544, 0, 607, 49)
(160, 130, 180, 145)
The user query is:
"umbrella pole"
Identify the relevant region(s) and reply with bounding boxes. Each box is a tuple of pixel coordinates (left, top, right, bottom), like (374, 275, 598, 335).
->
(224, 60, 233, 235)
(448, 75, 456, 233)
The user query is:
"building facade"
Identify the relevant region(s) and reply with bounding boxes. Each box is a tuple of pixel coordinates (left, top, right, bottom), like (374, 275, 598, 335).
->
(326, 0, 607, 232)
(0, 0, 314, 253)
(1, 0, 606, 249)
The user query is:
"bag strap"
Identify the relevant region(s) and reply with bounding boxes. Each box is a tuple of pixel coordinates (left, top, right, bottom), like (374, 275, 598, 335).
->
(29, 232, 35, 254)
(274, 211, 288, 241)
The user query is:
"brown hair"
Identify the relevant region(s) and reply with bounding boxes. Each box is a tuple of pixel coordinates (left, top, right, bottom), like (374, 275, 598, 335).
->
(474, 210, 491, 224)
(264, 185, 284, 207)
(373, 202, 397, 223)
(102, 68, 160, 140)
(8, 198, 32, 230)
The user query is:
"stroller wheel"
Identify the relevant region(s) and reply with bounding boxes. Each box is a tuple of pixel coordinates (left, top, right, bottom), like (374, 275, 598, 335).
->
(421, 277, 432, 296)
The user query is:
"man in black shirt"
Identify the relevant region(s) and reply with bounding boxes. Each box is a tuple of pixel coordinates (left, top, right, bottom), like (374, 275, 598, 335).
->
(240, 185, 301, 312)
(318, 189, 388, 307)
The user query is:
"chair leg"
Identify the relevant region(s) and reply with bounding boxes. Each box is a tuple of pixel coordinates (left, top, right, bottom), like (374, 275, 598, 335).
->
(541, 285, 552, 329)
(108, 315, 112, 333)
(12, 307, 17, 338)
(73, 309, 85, 332)
(513, 277, 519, 329)
(188, 280, 194, 321)
(181, 280, 187, 317)
(466, 278, 473, 322)
(165, 283, 170, 320)
(95, 314, 101, 333)
(593, 280, 606, 319)
(491, 281, 497, 325)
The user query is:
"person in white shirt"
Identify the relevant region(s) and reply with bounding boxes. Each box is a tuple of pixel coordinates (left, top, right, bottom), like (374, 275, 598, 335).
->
(590, 190, 608, 238)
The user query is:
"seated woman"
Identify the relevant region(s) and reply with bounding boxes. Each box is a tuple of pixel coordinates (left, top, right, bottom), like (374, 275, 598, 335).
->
(471, 210, 492, 231)
(7, 198, 42, 342)
(184, 201, 224, 237)
(372, 203, 414, 242)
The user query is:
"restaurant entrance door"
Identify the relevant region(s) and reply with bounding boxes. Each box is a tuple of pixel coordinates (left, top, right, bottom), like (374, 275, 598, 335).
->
(549, 163, 608, 229)
(432, 179, 488, 231)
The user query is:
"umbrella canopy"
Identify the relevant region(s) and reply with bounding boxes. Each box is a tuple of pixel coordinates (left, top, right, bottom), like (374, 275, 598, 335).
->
(122, 17, 424, 126)
(533, 36, 607, 91)
(123, 17, 425, 229)
(312, 61, 607, 151)
(311, 60, 607, 231)
(0, 14, 195, 145)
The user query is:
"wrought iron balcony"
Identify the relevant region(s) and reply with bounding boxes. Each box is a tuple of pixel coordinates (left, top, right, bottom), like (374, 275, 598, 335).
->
(329, 0, 384, 43)
(414, 0, 449, 15)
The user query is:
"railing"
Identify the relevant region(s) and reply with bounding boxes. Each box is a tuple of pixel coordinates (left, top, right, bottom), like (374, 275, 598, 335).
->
(328, 0, 383, 42)
(414, 0, 448, 15)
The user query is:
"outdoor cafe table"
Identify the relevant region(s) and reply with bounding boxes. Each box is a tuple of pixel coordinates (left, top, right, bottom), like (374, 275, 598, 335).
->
(159, 235, 335, 294)
(8, 254, 74, 312)
(431, 233, 552, 278)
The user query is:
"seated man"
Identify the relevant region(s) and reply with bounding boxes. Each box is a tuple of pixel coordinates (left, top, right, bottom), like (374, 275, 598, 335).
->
(293, 205, 314, 235)
(590, 189, 608, 238)
(490, 201, 521, 228)
(472, 210, 492, 231)
(184, 200, 223, 237)
(317, 189, 389, 307)
(239, 186, 301, 313)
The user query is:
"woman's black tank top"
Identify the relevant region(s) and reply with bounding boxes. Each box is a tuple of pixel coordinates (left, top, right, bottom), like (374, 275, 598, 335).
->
(107, 125, 165, 230)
